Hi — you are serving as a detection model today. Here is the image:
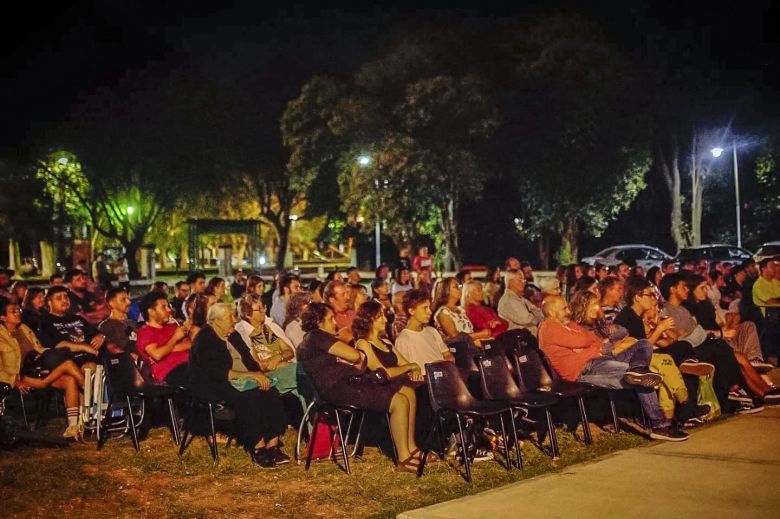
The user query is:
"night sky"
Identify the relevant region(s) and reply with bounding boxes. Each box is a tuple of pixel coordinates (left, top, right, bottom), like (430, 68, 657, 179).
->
(3, 0, 779, 157)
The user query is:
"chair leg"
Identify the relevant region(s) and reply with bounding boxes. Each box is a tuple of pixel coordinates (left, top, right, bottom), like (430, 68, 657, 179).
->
(126, 396, 140, 452)
(350, 411, 367, 458)
(97, 395, 113, 451)
(207, 403, 219, 463)
(166, 399, 181, 446)
(178, 401, 191, 456)
(333, 409, 351, 474)
(577, 396, 592, 445)
(19, 392, 29, 430)
(456, 414, 472, 484)
(305, 410, 320, 470)
(545, 408, 560, 459)
(609, 393, 620, 433)
(509, 409, 523, 470)
(498, 413, 511, 471)
(296, 401, 315, 464)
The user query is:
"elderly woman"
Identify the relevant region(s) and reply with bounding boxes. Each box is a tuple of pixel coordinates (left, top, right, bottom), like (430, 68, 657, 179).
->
(463, 281, 508, 339)
(297, 302, 423, 472)
(188, 303, 289, 467)
(231, 293, 302, 408)
(0, 297, 85, 439)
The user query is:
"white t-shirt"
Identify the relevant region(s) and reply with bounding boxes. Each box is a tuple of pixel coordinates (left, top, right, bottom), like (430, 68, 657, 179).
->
(394, 326, 450, 371)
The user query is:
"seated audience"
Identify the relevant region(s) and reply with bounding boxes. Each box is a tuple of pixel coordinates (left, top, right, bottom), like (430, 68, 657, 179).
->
(270, 274, 301, 326)
(21, 287, 46, 332)
(230, 269, 246, 300)
(433, 278, 491, 344)
(391, 266, 414, 297)
(98, 287, 138, 356)
(283, 291, 310, 348)
(324, 280, 354, 342)
(298, 302, 422, 472)
(752, 257, 780, 364)
(483, 266, 503, 309)
(394, 289, 455, 371)
(0, 297, 85, 439)
(463, 281, 509, 339)
(37, 286, 103, 373)
(189, 303, 289, 467)
(598, 277, 624, 323)
(136, 291, 191, 387)
(497, 269, 543, 335)
(538, 295, 687, 441)
(170, 281, 190, 323)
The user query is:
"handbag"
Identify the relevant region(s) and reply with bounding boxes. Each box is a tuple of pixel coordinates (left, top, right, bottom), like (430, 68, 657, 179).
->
(230, 375, 278, 392)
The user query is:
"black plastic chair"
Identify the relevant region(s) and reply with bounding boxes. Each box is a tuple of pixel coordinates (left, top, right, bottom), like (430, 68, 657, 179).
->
(178, 396, 235, 462)
(98, 353, 183, 452)
(302, 390, 396, 474)
(419, 361, 515, 483)
(446, 336, 480, 372)
(511, 342, 593, 445)
(477, 355, 560, 459)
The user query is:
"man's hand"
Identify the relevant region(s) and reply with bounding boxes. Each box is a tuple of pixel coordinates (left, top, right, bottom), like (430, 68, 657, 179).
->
(90, 334, 105, 349)
(14, 379, 30, 394)
(722, 328, 737, 339)
(657, 317, 676, 333)
(172, 326, 186, 342)
(81, 344, 99, 356)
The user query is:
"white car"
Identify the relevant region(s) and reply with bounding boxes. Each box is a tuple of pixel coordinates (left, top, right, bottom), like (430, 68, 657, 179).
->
(754, 241, 780, 263)
(581, 244, 672, 270)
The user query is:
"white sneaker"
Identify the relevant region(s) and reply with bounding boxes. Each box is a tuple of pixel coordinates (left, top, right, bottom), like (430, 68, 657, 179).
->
(63, 424, 83, 441)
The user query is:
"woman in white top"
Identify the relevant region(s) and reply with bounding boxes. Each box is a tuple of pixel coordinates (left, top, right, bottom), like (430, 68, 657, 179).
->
(390, 266, 414, 296)
(431, 277, 491, 344)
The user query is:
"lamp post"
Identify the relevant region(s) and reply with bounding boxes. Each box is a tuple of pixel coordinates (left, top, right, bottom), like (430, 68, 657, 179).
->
(357, 154, 381, 267)
(710, 138, 741, 248)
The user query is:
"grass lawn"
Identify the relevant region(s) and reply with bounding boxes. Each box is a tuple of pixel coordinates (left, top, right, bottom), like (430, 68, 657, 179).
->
(0, 413, 648, 519)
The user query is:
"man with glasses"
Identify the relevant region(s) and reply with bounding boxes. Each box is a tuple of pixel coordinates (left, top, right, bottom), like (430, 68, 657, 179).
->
(170, 281, 190, 323)
(497, 269, 543, 335)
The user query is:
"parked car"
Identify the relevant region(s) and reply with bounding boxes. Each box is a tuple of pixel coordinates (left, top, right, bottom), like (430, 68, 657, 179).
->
(754, 241, 780, 263)
(581, 244, 673, 270)
(674, 244, 753, 267)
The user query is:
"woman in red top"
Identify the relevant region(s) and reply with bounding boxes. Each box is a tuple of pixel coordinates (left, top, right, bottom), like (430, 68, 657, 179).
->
(463, 281, 508, 339)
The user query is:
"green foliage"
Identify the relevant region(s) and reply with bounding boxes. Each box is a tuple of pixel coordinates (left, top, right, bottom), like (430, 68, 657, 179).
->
(35, 151, 91, 225)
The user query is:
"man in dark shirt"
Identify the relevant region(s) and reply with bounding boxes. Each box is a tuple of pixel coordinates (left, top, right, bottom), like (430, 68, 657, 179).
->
(65, 268, 99, 315)
(170, 281, 190, 323)
(38, 286, 104, 372)
(230, 270, 246, 300)
(98, 287, 137, 356)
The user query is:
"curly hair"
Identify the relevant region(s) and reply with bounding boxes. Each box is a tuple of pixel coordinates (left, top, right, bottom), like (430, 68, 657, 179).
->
(402, 289, 430, 315)
(569, 290, 599, 325)
(301, 302, 333, 332)
(352, 301, 383, 340)
(283, 291, 310, 329)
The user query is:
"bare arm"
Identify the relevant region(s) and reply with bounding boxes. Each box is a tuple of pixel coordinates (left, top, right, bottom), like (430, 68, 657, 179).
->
(145, 327, 188, 362)
(356, 339, 419, 380)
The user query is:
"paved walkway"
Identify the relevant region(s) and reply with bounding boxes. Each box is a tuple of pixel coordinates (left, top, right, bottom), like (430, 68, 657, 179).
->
(399, 398, 780, 518)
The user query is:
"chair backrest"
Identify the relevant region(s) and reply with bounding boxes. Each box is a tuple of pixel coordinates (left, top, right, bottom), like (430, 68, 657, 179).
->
(102, 352, 147, 396)
(511, 342, 554, 393)
(477, 356, 523, 401)
(425, 361, 478, 413)
(446, 335, 479, 372)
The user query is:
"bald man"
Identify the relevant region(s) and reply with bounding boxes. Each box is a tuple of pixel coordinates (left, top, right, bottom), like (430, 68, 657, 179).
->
(538, 296, 687, 441)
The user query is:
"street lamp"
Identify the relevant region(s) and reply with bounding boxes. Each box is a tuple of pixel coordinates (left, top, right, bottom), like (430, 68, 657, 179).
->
(710, 139, 741, 248)
(357, 155, 380, 267)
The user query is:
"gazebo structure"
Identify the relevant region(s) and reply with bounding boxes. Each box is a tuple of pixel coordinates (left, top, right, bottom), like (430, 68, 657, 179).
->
(186, 219, 263, 273)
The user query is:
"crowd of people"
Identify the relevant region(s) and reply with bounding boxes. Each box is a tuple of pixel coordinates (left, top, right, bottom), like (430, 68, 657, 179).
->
(0, 246, 779, 470)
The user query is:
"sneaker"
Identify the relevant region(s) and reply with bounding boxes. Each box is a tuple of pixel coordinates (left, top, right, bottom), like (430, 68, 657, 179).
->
(728, 388, 753, 404)
(679, 360, 715, 377)
(762, 389, 780, 407)
(749, 360, 775, 374)
(736, 400, 764, 414)
(472, 448, 494, 462)
(622, 370, 662, 388)
(62, 424, 83, 441)
(250, 449, 277, 468)
(650, 427, 689, 441)
(271, 447, 291, 465)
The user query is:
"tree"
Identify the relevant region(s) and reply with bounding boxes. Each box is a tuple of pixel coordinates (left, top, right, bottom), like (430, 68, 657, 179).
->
(505, 15, 651, 266)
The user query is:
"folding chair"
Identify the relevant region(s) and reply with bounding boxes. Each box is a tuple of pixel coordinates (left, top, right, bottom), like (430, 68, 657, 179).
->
(178, 395, 235, 463)
(477, 355, 560, 459)
(511, 341, 593, 445)
(419, 361, 515, 483)
(98, 352, 182, 452)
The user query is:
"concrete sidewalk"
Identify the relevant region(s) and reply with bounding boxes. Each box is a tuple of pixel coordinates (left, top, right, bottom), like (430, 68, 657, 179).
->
(399, 406, 780, 519)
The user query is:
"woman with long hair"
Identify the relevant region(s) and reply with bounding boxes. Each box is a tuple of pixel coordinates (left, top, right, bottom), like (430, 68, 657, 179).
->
(297, 302, 422, 472)
(432, 277, 491, 344)
(21, 286, 46, 331)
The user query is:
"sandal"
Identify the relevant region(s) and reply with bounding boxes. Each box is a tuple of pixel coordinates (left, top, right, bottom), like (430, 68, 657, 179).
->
(396, 451, 423, 473)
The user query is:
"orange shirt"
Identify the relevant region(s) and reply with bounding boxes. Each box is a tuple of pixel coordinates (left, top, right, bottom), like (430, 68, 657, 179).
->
(538, 320, 603, 382)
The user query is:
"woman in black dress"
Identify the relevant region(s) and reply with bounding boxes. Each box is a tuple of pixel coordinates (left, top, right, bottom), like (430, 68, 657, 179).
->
(188, 303, 289, 467)
(297, 302, 422, 472)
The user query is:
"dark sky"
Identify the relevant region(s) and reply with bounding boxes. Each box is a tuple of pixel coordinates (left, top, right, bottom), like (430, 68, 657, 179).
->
(2, 0, 779, 157)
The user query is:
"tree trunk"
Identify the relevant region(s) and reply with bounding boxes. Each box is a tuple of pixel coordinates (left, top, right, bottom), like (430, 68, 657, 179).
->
(123, 239, 143, 280)
(659, 141, 687, 252)
(537, 234, 550, 270)
(275, 219, 291, 271)
(442, 196, 462, 271)
(556, 217, 578, 266)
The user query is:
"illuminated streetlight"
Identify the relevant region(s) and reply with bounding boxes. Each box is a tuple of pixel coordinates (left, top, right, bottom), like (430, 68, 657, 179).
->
(357, 155, 380, 267)
(57, 157, 69, 165)
(710, 140, 741, 248)
(126, 206, 135, 215)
